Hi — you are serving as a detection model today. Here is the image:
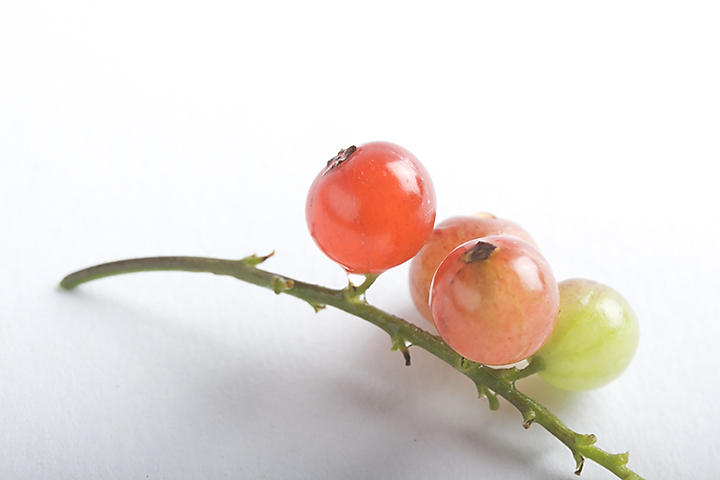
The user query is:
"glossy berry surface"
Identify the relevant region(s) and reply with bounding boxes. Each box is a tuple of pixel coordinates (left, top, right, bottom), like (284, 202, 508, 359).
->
(532, 278, 640, 391)
(409, 213, 537, 322)
(306, 141, 436, 274)
(430, 236, 559, 366)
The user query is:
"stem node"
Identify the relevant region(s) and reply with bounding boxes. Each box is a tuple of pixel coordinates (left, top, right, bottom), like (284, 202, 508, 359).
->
(580, 433, 597, 446)
(272, 277, 294, 294)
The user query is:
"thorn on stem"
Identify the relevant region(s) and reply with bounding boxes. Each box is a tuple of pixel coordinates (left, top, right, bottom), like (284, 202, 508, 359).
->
(573, 452, 585, 476)
(522, 410, 536, 429)
(242, 252, 275, 266)
(487, 393, 500, 411)
(390, 335, 412, 366)
(308, 302, 326, 313)
(613, 451, 630, 467)
(401, 349, 411, 366)
(478, 385, 500, 411)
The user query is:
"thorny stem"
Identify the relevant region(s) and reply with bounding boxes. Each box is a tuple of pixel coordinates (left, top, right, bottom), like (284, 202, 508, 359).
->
(60, 255, 644, 480)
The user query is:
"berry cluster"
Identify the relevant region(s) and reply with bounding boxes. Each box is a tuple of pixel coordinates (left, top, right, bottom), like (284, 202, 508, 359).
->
(307, 141, 639, 390)
(60, 141, 645, 478)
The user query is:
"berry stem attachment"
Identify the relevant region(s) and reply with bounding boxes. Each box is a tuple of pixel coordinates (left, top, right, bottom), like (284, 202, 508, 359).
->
(59, 255, 644, 480)
(344, 273, 380, 301)
(495, 357, 545, 384)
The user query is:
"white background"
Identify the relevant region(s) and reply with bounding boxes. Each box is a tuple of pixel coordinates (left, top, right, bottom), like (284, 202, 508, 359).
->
(2, 1, 719, 479)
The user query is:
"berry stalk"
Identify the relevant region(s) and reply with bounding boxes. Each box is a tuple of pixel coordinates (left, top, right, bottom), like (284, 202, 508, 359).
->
(60, 254, 643, 480)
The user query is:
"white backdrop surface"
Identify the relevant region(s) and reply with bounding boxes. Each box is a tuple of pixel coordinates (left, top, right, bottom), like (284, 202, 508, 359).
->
(2, 1, 719, 479)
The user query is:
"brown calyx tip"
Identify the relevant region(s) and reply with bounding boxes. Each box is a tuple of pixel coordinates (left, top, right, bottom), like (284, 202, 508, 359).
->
(326, 145, 357, 169)
(461, 241, 497, 263)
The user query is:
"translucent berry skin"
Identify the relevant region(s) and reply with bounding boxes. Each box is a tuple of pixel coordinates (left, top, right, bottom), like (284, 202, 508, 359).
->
(306, 141, 436, 274)
(533, 278, 640, 391)
(430, 236, 559, 366)
(409, 213, 537, 322)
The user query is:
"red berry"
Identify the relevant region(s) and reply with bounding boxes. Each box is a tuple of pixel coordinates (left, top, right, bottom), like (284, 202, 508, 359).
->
(306, 141, 436, 274)
(430, 236, 559, 365)
(409, 213, 537, 322)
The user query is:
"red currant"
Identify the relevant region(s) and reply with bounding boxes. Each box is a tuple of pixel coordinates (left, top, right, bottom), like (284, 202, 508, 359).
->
(409, 213, 537, 322)
(430, 236, 559, 365)
(306, 141, 436, 274)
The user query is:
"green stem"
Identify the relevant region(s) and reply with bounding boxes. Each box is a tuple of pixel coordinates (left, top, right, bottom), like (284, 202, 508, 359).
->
(60, 255, 643, 480)
(349, 273, 380, 299)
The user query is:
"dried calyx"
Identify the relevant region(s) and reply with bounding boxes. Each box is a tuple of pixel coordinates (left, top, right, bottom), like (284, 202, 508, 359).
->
(326, 145, 357, 169)
(460, 241, 497, 263)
